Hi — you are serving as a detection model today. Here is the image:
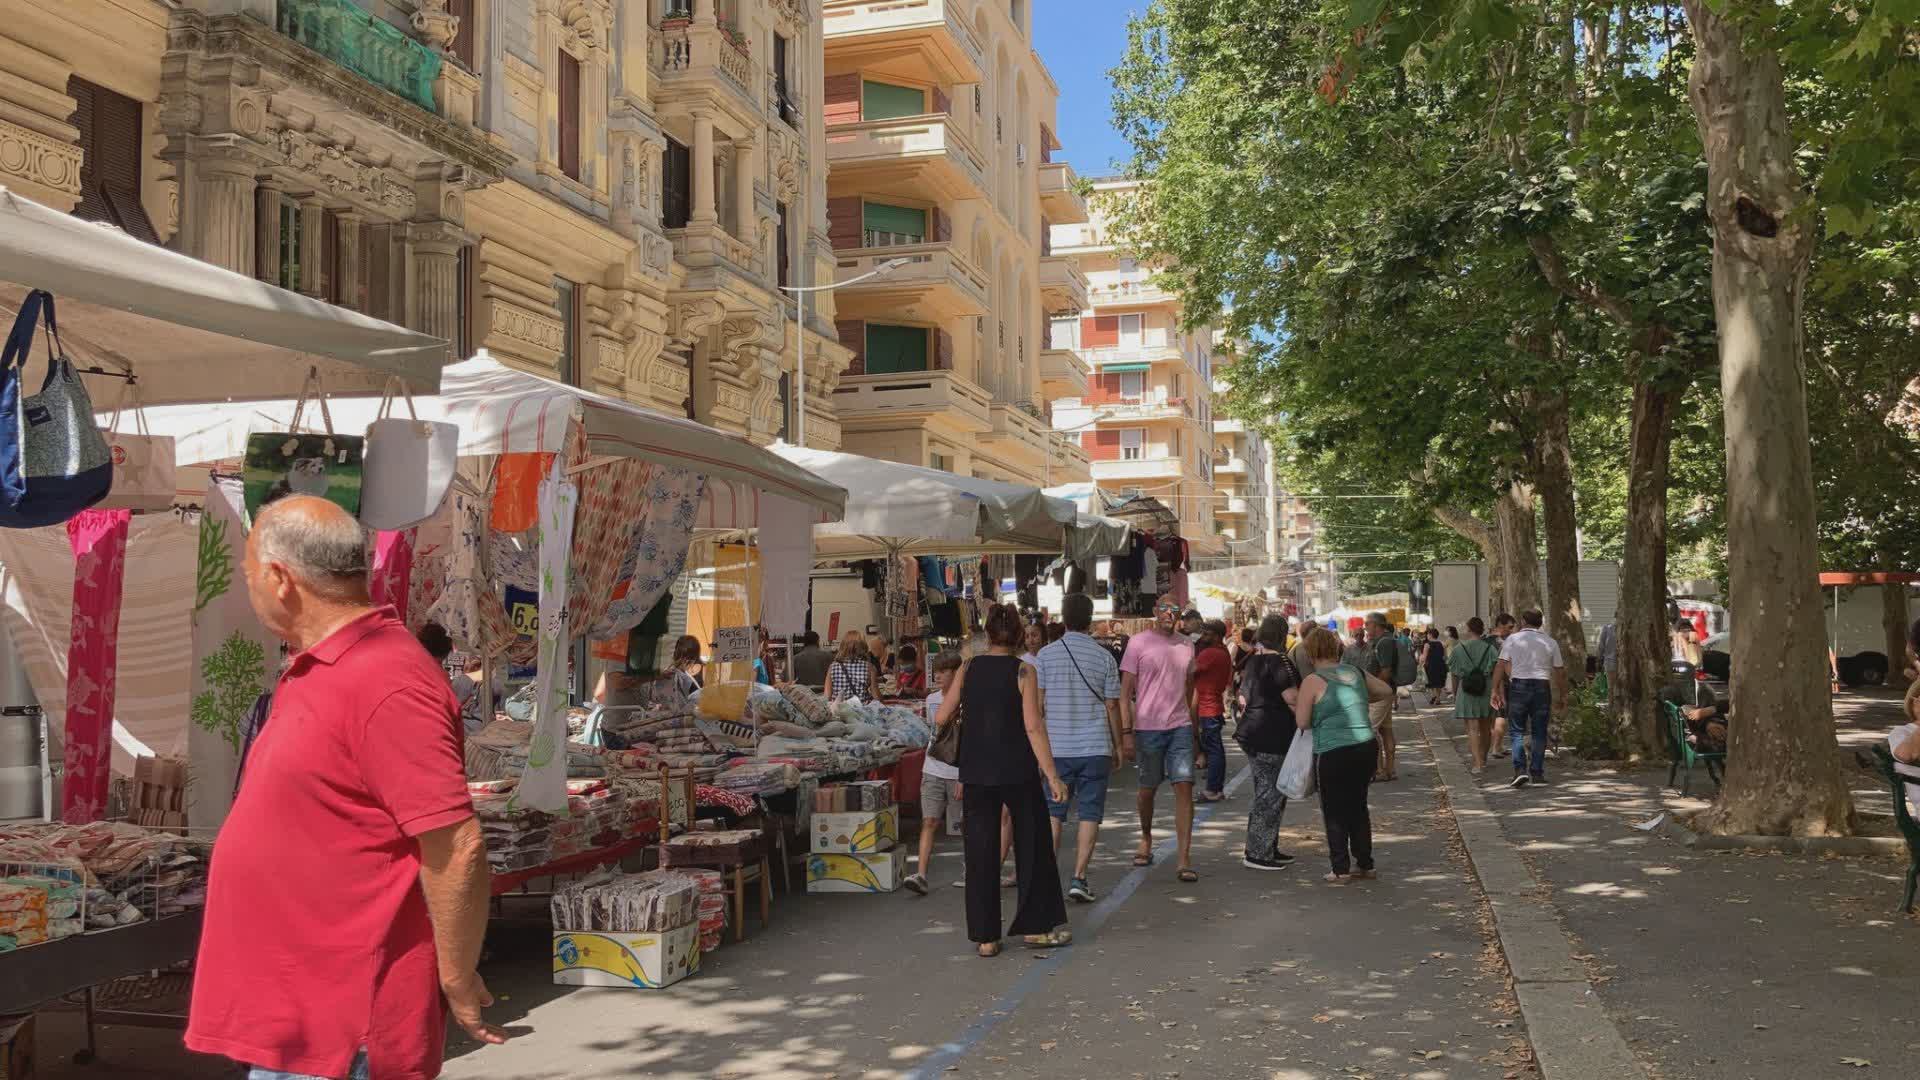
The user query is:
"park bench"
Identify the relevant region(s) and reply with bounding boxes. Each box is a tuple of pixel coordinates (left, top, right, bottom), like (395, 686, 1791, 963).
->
(1869, 743, 1920, 914)
(1663, 700, 1724, 797)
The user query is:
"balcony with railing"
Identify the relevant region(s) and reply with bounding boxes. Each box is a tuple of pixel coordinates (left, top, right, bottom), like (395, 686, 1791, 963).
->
(654, 17, 761, 121)
(1090, 455, 1185, 482)
(1082, 343, 1185, 368)
(822, 0, 985, 84)
(276, 0, 443, 112)
(833, 368, 993, 433)
(982, 401, 1054, 465)
(833, 240, 990, 320)
(827, 114, 988, 203)
(1215, 495, 1251, 518)
(1049, 432, 1090, 477)
(1213, 451, 1249, 475)
(1039, 346, 1090, 399)
(1039, 254, 1090, 315)
(1038, 161, 1089, 224)
(1085, 388, 1192, 423)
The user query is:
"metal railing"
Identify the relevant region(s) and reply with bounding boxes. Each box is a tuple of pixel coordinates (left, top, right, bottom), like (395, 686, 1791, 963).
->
(277, 0, 442, 112)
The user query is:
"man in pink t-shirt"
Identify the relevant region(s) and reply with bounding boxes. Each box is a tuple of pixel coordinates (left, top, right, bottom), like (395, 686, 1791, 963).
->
(1121, 597, 1201, 883)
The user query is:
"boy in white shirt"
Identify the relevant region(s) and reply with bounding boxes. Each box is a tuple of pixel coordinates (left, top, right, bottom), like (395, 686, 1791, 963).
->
(905, 651, 965, 895)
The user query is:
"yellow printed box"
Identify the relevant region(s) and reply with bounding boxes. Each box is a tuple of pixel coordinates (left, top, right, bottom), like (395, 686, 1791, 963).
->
(552, 925, 700, 989)
(806, 850, 905, 894)
(810, 806, 898, 855)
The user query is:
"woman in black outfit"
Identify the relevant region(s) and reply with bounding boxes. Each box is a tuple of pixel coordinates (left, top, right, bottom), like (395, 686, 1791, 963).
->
(1236, 615, 1303, 871)
(933, 603, 1072, 957)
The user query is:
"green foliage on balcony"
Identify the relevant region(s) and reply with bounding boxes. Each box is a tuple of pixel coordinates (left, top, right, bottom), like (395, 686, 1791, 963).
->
(277, 0, 442, 113)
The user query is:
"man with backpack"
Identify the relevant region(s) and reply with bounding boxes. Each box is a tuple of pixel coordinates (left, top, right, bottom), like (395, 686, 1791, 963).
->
(1366, 613, 1414, 781)
(1448, 617, 1502, 773)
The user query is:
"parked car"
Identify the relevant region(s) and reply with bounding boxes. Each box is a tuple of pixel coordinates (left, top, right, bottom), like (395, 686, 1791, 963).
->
(1700, 632, 1888, 687)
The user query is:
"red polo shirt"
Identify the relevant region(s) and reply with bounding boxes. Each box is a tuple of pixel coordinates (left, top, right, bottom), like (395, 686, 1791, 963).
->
(187, 607, 474, 1080)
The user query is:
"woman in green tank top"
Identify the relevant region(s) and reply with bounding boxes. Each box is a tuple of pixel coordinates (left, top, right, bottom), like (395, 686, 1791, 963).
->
(1291, 628, 1395, 884)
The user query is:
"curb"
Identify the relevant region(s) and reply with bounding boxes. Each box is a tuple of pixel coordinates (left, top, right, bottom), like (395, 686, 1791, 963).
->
(1416, 711, 1651, 1080)
(1657, 814, 1907, 856)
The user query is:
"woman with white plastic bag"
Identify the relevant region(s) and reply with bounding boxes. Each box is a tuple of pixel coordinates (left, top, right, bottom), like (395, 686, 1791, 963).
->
(1289, 628, 1394, 884)
(1240, 615, 1304, 871)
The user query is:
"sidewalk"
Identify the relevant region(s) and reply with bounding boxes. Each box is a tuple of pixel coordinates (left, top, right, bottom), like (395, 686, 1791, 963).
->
(1425, 705, 1920, 1079)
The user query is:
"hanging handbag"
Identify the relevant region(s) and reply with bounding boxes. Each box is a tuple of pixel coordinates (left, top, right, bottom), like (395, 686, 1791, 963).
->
(96, 379, 177, 512)
(928, 661, 967, 766)
(242, 367, 364, 523)
(0, 290, 114, 528)
(360, 377, 458, 530)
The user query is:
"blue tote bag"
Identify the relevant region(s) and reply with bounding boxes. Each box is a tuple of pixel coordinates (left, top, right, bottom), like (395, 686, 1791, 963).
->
(0, 290, 114, 528)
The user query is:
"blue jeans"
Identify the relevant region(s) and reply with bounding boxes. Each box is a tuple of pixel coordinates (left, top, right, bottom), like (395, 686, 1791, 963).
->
(1047, 754, 1113, 823)
(1508, 679, 1552, 778)
(1199, 715, 1227, 794)
(249, 1051, 369, 1080)
(1135, 726, 1195, 788)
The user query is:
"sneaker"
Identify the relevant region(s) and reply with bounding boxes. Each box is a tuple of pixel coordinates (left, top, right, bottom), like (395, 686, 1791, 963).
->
(1068, 877, 1096, 903)
(952, 877, 967, 889)
(903, 873, 929, 896)
(1509, 774, 1531, 789)
(1242, 855, 1293, 872)
(1530, 775, 1549, 787)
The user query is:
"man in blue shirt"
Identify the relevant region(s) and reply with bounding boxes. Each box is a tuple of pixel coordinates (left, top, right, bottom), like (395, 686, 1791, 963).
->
(1035, 593, 1123, 903)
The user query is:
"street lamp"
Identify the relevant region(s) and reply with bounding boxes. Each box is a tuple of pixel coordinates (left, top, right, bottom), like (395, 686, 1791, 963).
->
(779, 255, 911, 445)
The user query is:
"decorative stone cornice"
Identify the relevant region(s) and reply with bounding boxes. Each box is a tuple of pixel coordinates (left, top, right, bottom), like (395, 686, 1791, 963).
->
(275, 127, 418, 217)
(669, 297, 725, 346)
(490, 301, 565, 354)
(0, 117, 82, 201)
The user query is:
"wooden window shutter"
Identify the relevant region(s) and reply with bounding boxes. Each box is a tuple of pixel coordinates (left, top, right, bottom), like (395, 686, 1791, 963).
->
(935, 329, 954, 370)
(449, 0, 476, 70)
(827, 195, 862, 250)
(1082, 315, 1118, 348)
(1088, 429, 1121, 461)
(68, 77, 157, 244)
(836, 319, 866, 375)
(776, 201, 791, 290)
(557, 51, 581, 180)
(663, 138, 691, 228)
(824, 73, 861, 125)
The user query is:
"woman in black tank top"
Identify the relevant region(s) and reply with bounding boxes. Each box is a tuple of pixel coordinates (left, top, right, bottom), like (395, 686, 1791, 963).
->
(932, 604, 1072, 956)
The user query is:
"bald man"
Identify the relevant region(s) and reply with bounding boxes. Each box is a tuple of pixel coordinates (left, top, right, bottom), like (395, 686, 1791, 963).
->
(188, 497, 506, 1080)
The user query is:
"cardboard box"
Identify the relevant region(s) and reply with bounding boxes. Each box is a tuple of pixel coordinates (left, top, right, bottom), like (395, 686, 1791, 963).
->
(810, 807, 898, 855)
(552, 925, 699, 989)
(806, 850, 905, 893)
(812, 780, 892, 813)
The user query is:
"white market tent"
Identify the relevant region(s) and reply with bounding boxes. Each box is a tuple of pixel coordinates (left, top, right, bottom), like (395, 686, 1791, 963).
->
(127, 356, 847, 528)
(771, 445, 1075, 559)
(0, 188, 448, 402)
(1042, 483, 1141, 562)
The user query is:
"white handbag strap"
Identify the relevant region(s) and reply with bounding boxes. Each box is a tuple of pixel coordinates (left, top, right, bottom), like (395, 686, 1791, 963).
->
(375, 377, 421, 422)
(287, 367, 336, 436)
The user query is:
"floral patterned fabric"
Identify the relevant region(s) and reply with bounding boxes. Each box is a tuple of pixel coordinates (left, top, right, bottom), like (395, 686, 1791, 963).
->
(586, 466, 705, 640)
(63, 509, 130, 823)
(422, 487, 516, 658)
(513, 461, 576, 815)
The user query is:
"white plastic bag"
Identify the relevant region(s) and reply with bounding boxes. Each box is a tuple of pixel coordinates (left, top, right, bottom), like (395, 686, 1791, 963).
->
(1277, 729, 1316, 801)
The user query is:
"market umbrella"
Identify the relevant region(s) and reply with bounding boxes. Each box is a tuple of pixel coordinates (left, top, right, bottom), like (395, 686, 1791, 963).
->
(0, 188, 448, 402)
(771, 445, 1076, 559)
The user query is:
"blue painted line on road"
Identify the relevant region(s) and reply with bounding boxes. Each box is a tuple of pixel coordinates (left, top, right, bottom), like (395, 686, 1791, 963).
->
(904, 761, 1256, 1079)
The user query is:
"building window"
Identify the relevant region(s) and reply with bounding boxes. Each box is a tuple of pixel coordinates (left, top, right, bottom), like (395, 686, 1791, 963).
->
(864, 324, 930, 374)
(774, 33, 798, 126)
(1117, 371, 1144, 399)
(449, 0, 476, 69)
(68, 78, 157, 244)
(456, 245, 476, 359)
(557, 51, 582, 181)
(862, 80, 925, 120)
(1120, 428, 1144, 461)
(863, 202, 926, 247)
(931, 451, 953, 473)
(777, 200, 792, 290)
(1049, 317, 1077, 349)
(777, 371, 793, 442)
(262, 195, 302, 291)
(663, 138, 691, 228)
(1118, 313, 1142, 351)
(973, 86, 982, 113)
(555, 277, 580, 385)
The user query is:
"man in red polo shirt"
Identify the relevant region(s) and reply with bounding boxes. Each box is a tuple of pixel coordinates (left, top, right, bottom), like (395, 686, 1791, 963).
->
(187, 496, 507, 1079)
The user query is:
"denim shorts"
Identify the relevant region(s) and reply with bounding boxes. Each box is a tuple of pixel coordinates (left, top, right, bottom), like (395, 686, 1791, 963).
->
(1134, 726, 1195, 788)
(250, 1051, 369, 1080)
(1047, 754, 1113, 822)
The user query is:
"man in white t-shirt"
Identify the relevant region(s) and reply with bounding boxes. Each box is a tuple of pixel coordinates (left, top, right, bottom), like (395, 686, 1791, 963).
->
(905, 651, 965, 895)
(1490, 608, 1566, 788)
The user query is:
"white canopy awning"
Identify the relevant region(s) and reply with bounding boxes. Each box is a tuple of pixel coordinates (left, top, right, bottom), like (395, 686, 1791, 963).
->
(121, 355, 847, 527)
(772, 445, 1075, 559)
(0, 188, 448, 403)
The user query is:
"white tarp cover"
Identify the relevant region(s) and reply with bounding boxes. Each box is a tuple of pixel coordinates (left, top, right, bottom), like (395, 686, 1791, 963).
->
(772, 445, 1075, 558)
(0, 188, 447, 402)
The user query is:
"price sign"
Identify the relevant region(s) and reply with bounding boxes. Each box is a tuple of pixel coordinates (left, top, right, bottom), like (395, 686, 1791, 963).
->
(504, 586, 538, 638)
(712, 626, 756, 663)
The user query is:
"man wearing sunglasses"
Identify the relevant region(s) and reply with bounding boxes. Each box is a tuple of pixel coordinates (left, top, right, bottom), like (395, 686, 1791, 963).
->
(1120, 596, 1204, 883)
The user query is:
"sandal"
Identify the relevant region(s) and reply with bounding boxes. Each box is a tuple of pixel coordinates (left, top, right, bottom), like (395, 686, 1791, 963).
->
(1132, 851, 1154, 867)
(1353, 869, 1378, 881)
(977, 941, 1002, 958)
(1022, 928, 1072, 948)
(1176, 868, 1199, 883)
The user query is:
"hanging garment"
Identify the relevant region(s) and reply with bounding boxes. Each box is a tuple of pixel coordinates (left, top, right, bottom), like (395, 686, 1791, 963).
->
(584, 465, 705, 640)
(759, 495, 814, 637)
(186, 478, 278, 830)
(423, 486, 515, 657)
(921, 557, 946, 592)
(488, 452, 554, 533)
(514, 461, 576, 814)
(563, 457, 651, 634)
(62, 508, 129, 823)
(1142, 548, 1159, 599)
(370, 529, 417, 625)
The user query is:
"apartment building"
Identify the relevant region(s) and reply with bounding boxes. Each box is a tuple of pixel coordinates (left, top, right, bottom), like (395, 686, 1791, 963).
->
(1047, 177, 1220, 558)
(0, 0, 845, 446)
(1208, 341, 1274, 569)
(821, 0, 1089, 485)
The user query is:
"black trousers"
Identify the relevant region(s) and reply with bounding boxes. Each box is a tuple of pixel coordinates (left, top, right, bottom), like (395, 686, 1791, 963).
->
(1317, 740, 1378, 874)
(962, 779, 1068, 943)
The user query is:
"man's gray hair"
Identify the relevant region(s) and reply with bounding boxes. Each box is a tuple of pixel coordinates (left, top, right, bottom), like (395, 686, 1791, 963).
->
(254, 499, 370, 596)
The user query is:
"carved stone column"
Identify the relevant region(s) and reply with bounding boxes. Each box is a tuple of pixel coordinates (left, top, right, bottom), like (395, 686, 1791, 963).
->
(298, 195, 327, 298)
(253, 178, 283, 284)
(406, 219, 467, 342)
(172, 141, 258, 276)
(691, 111, 717, 224)
(335, 210, 363, 309)
(733, 134, 758, 242)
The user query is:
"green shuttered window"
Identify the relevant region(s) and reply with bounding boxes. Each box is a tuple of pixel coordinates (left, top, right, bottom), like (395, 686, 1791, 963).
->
(865, 325, 930, 374)
(863, 202, 926, 246)
(862, 80, 926, 120)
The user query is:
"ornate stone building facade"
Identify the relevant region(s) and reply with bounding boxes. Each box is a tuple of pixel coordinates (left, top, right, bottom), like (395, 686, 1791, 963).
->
(0, 0, 846, 446)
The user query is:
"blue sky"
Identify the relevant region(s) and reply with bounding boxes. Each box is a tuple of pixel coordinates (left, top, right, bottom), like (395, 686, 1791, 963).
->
(1033, 1, 1144, 179)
